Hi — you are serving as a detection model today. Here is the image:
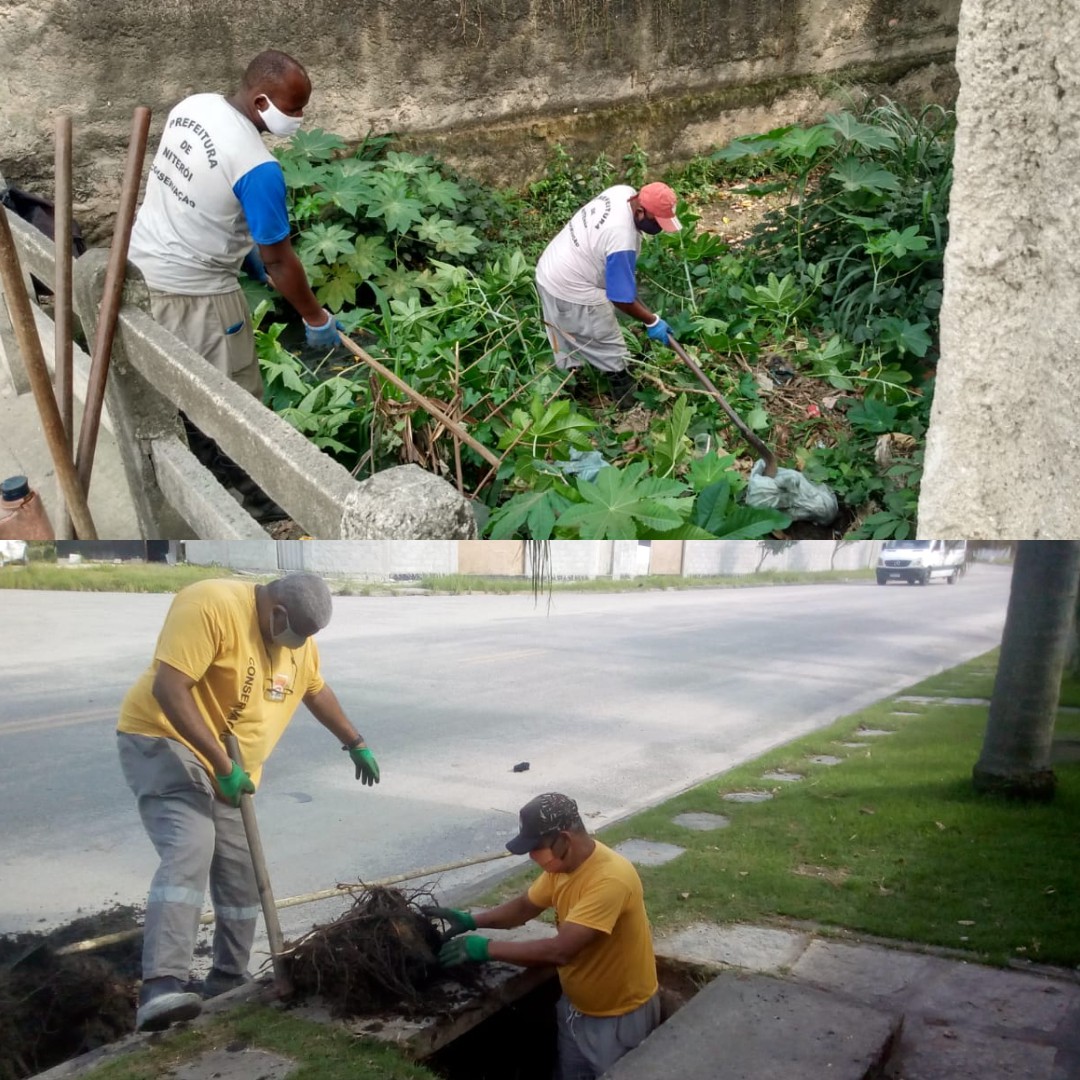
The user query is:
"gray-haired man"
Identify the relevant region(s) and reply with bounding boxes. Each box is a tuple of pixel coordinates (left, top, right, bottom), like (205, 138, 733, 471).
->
(117, 572, 379, 1032)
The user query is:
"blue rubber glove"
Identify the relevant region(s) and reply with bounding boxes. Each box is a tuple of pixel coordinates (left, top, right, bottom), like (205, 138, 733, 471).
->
(347, 745, 380, 786)
(439, 935, 491, 966)
(215, 761, 255, 807)
(645, 316, 672, 344)
(240, 248, 269, 284)
(304, 309, 343, 349)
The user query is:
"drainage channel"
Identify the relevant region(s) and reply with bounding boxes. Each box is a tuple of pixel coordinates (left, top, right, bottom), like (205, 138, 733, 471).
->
(414, 958, 707, 1080)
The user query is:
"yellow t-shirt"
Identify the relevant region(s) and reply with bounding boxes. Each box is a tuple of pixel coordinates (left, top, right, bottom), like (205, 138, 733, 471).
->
(118, 579, 325, 788)
(527, 841, 657, 1017)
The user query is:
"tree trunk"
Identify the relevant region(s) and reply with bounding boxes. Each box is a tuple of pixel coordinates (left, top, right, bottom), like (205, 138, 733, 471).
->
(973, 540, 1080, 800)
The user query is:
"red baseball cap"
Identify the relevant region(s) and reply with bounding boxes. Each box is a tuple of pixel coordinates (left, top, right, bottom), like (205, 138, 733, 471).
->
(637, 182, 681, 232)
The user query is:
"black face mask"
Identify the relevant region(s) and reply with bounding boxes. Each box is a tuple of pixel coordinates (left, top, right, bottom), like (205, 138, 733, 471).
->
(635, 214, 663, 235)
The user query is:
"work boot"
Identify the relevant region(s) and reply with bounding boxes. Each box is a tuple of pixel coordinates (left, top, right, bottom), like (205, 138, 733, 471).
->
(607, 369, 637, 408)
(135, 976, 203, 1033)
(201, 968, 253, 999)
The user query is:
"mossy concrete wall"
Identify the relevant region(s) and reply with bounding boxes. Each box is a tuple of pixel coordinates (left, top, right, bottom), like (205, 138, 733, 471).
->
(1, 0, 959, 240)
(918, 0, 1080, 538)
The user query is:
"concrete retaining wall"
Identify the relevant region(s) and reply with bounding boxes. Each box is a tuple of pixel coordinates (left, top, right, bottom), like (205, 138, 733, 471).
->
(1, 0, 960, 240)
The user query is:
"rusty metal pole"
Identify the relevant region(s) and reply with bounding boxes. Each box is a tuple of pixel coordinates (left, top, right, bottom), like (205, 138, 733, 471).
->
(53, 114, 75, 539)
(0, 206, 97, 538)
(75, 105, 151, 495)
(223, 732, 293, 997)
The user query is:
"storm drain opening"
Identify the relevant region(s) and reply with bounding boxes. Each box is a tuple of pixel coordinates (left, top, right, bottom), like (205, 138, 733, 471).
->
(422, 959, 711, 1080)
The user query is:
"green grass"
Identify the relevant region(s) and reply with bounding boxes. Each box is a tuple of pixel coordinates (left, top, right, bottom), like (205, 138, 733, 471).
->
(0, 565, 875, 595)
(0, 563, 246, 593)
(479, 650, 1080, 968)
(418, 569, 876, 594)
(80, 1005, 438, 1080)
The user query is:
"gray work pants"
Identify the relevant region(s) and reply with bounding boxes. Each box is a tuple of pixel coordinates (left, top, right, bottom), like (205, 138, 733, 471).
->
(117, 732, 259, 981)
(555, 991, 661, 1080)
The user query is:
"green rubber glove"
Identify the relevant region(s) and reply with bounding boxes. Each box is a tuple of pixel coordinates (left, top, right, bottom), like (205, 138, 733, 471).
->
(215, 761, 255, 807)
(439, 935, 490, 966)
(420, 906, 477, 940)
(348, 746, 380, 786)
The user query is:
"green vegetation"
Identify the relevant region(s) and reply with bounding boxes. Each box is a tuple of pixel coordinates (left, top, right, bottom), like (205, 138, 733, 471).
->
(251, 98, 953, 539)
(418, 569, 874, 593)
(480, 651, 1080, 968)
(0, 563, 237, 592)
(77, 1005, 437, 1080)
(0, 559, 873, 594)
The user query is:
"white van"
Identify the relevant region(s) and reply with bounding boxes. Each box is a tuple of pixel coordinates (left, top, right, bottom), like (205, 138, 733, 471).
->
(876, 540, 967, 586)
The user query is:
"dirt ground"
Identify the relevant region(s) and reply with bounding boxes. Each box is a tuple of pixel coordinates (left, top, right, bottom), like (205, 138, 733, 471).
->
(0, 890, 469, 1080)
(0, 906, 142, 1080)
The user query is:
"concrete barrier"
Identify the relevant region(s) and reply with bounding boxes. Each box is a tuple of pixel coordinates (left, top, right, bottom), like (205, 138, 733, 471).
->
(1, 208, 479, 539)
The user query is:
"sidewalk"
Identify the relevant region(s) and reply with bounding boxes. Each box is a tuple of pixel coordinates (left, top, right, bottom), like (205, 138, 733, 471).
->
(31, 912, 1080, 1080)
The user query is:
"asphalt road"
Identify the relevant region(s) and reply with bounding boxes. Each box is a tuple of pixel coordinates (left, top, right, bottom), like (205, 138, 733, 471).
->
(0, 565, 1012, 952)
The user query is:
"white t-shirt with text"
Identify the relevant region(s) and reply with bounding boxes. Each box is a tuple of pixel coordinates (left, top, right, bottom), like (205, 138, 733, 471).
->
(535, 185, 642, 306)
(129, 93, 291, 294)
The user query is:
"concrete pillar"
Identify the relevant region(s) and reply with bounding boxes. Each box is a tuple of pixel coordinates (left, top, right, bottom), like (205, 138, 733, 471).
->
(918, 0, 1080, 537)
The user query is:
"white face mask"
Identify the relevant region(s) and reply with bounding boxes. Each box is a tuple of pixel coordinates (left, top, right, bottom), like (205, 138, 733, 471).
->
(257, 95, 302, 137)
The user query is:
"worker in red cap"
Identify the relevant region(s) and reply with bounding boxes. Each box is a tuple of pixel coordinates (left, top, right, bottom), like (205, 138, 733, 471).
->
(535, 181, 682, 407)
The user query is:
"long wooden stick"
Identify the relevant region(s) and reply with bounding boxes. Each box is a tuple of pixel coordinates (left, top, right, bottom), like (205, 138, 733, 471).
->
(668, 335, 778, 477)
(76, 105, 151, 493)
(53, 115, 75, 539)
(53, 849, 514, 957)
(336, 331, 501, 468)
(0, 207, 97, 538)
(224, 732, 293, 997)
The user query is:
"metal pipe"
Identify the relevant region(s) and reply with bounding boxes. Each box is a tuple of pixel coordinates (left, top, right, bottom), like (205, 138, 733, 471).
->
(53, 114, 75, 539)
(224, 732, 293, 997)
(53, 849, 514, 957)
(0, 206, 97, 538)
(75, 105, 151, 495)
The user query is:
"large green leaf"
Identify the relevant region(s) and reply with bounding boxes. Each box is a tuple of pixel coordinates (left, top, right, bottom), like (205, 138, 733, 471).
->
(487, 489, 570, 539)
(825, 113, 899, 152)
(383, 150, 431, 174)
(279, 157, 327, 190)
(865, 226, 931, 259)
(315, 264, 361, 312)
(347, 235, 394, 281)
(556, 463, 686, 539)
(413, 171, 466, 210)
(687, 451, 741, 493)
(296, 222, 356, 267)
(651, 393, 693, 478)
(319, 171, 375, 217)
(829, 158, 901, 195)
(777, 124, 835, 160)
(286, 128, 346, 161)
(369, 174, 426, 233)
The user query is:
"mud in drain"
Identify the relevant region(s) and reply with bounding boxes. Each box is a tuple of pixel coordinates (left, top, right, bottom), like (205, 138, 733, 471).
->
(0, 905, 142, 1080)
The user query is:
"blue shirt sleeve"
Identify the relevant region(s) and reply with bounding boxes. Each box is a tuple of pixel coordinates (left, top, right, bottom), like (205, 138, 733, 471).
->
(605, 250, 637, 303)
(232, 161, 291, 246)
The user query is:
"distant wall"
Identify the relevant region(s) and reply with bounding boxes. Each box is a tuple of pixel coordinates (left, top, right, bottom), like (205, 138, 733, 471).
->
(1, 0, 960, 241)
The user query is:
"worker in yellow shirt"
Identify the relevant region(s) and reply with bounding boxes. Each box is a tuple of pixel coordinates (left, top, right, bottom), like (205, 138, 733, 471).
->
(116, 572, 379, 1034)
(430, 793, 660, 1079)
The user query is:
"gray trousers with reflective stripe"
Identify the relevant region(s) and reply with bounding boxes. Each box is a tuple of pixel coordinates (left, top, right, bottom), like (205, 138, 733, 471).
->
(555, 991, 661, 1080)
(117, 732, 259, 981)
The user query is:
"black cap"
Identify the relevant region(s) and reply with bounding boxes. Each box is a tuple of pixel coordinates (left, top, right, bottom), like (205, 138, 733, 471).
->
(505, 793, 583, 855)
(1, 476, 30, 501)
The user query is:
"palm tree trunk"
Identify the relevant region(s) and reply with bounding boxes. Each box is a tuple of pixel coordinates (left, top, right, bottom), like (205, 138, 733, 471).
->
(973, 540, 1080, 800)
